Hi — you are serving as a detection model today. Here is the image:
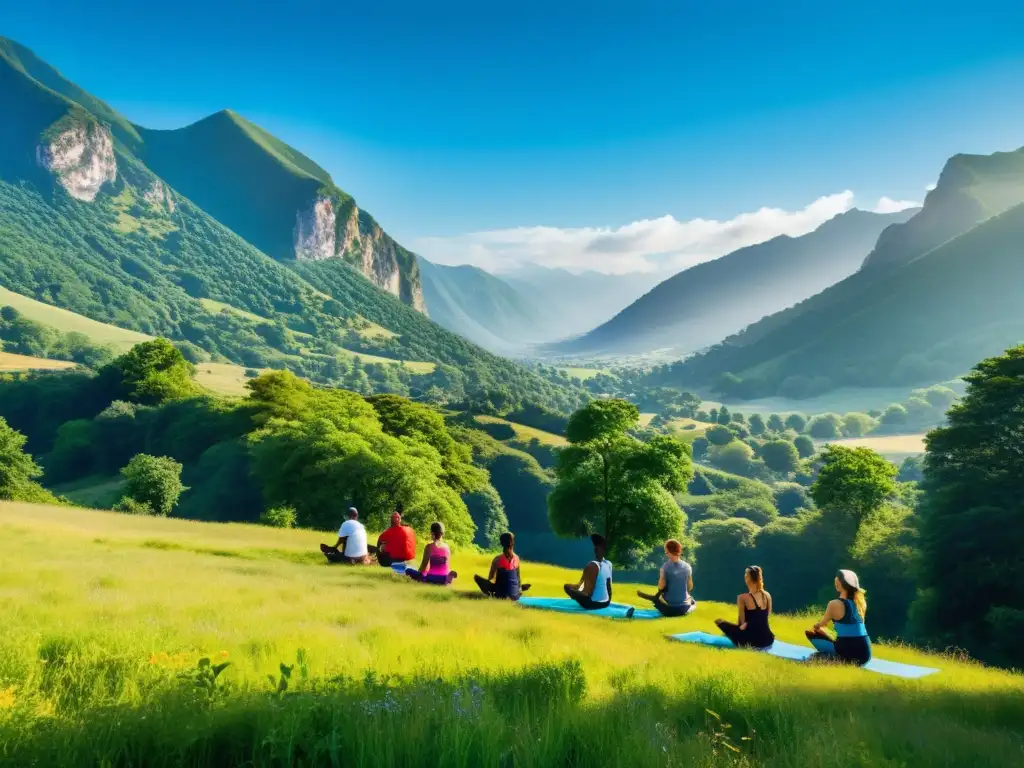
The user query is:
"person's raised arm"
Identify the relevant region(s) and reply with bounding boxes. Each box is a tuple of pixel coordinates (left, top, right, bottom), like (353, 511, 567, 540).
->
(811, 599, 841, 631)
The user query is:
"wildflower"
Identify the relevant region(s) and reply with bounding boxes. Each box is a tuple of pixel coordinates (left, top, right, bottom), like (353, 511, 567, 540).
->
(0, 686, 16, 709)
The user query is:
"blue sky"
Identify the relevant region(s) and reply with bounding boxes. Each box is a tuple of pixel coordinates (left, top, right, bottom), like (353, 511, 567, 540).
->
(6, 1, 1024, 272)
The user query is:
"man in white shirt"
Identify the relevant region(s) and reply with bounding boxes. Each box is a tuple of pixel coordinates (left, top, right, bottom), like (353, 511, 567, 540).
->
(320, 507, 370, 564)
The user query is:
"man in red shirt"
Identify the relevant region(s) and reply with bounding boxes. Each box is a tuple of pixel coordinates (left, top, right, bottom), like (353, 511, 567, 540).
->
(370, 505, 417, 567)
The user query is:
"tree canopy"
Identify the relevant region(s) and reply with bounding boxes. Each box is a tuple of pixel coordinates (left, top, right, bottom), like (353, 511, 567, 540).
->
(548, 399, 692, 564)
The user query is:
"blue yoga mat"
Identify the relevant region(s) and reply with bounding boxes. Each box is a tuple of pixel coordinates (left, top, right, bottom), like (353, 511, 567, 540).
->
(669, 631, 939, 679)
(518, 596, 666, 620)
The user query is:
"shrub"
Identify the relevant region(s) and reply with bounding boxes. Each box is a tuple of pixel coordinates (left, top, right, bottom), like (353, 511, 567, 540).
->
(807, 413, 843, 439)
(705, 425, 734, 446)
(881, 403, 908, 426)
(784, 413, 807, 432)
(773, 483, 812, 516)
(842, 412, 876, 438)
(708, 441, 757, 476)
(260, 506, 297, 528)
(793, 435, 815, 459)
(113, 497, 155, 515)
(120, 454, 187, 517)
(760, 439, 800, 474)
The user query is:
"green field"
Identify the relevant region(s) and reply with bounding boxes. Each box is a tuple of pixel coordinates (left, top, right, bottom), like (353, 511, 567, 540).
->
(820, 433, 927, 462)
(560, 366, 609, 381)
(198, 298, 268, 324)
(1, 502, 1021, 767)
(474, 414, 568, 446)
(0, 286, 152, 352)
(0, 351, 76, 372)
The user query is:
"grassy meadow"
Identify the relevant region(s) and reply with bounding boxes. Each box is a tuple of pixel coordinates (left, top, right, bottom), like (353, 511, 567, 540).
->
(819, 433, 927, 462)
(0, 351, 76, 372)
(1, 502, 1021, 767)
(473, 415, 568, 446)
(0, 286, 152, 352)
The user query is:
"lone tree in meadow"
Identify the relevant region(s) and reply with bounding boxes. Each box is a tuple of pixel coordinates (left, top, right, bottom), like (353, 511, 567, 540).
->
(120, 454, 187, 516)
(914, 345, 1024, 667)
(548, 399, 692, 564)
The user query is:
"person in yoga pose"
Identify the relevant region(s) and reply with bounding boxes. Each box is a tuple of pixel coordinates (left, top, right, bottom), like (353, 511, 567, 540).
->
(320, 507, 371, 564)
(714, 565, 774, 649)
(806, 569, 872, 665)
(369, 505, 416, 567)
(564, 534, 622, 612)
(636, 538, 696, 617)
(405, 521, 457, 585)
(474, 531, 532, 600)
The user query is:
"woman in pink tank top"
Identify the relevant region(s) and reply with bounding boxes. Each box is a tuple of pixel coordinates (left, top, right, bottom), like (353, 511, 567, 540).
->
(405, 521, 457, 586)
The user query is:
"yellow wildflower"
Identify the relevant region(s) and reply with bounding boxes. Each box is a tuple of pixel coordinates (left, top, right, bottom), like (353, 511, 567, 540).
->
(0, 686, 16, 710)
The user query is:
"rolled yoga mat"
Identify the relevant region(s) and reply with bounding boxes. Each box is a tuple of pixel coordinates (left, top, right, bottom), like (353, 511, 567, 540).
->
(518, 596, 669, 620)
(669, 631, 939, 679)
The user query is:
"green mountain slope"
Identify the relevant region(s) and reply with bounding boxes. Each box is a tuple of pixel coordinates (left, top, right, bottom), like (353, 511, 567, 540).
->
(674, 202, 1024, 396)
(0, 37, 582, 412)
(552, 208, 916, 358)
(135, 111, 424, 311)
(861, 146, 1024, 271)
(417, 256, 548, 352)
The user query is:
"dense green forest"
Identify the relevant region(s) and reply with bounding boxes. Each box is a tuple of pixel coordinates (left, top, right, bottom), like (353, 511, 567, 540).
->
(1, 337, 1018, 665)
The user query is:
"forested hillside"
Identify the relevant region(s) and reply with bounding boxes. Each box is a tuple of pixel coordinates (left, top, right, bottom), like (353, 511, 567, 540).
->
(665, 201, 1024, 399)
(553, 208, 916, 357)
(0, 36, 584, 413)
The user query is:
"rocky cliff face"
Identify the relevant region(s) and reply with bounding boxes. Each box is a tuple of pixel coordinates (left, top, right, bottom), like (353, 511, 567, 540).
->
(293, 196, 426, 313)
(142, 179, 175, 213)
(36, 119, 116, 201)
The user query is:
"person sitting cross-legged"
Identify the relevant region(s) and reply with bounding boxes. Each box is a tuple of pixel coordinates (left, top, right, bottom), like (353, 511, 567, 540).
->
(564, 534, 625, 613)
(474, 531, 532, 600)
(369, 505, 416, 568)
(636, 538, 696, 617)
(405, 521, 457, 586)
(319, 507, 371, 565)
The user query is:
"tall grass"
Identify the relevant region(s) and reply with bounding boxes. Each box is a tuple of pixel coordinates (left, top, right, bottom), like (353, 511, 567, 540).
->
(0, 502, 1021, 767)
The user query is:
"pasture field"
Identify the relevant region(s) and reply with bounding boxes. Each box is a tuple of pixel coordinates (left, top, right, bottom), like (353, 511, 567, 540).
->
(0, 351, 76, 372)
(192, 361, 264, 397)
(474, 414, 568, 446)
(820, 433, 927, 462)
(0, 502, 1021, 767)
(560, 366, 609, 381)
(0, 286, 152, 351)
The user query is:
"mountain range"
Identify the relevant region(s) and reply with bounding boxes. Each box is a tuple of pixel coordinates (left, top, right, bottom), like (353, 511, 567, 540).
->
(658, 146, 1024, 398)
(417, 259, 662, 353)
(0, 36, 584, 412)
(548, 207, 918, 358)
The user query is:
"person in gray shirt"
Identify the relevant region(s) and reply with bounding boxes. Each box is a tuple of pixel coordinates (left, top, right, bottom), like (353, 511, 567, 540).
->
(636, 539, 696, 617)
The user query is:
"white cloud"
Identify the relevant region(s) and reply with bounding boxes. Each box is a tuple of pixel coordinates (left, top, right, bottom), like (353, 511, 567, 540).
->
(415, 191, 857, 276)
(925, 183, 937, 192)
(873, 196, 921, 214)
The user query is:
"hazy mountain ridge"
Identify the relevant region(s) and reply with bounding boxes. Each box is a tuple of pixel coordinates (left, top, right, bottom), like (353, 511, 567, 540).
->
(549, 207, 916, 358)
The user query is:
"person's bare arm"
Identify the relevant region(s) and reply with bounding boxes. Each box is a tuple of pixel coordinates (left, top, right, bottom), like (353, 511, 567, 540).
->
(736, 594, 748, 628)
(766, 592, 773, 614)
(564, 563, 590, 591)
(581, 562, 599, 596)
(657, 566, 667, 592)
(416, 543, 432, 575)
(333, 536, 346, 550)
(487, 555, 499, 582)
(811, 599, 842, 631)
(688, 573, 694, 591)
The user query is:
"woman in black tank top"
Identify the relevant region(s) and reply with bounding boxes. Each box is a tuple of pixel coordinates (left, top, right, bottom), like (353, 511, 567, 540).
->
(714, 565, 775, 649)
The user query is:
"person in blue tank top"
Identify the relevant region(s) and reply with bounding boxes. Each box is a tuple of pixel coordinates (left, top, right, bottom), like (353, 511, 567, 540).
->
(805, 569, 872, 665)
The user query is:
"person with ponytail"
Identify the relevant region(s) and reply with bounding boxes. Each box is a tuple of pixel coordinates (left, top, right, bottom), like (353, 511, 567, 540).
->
(405, 521, 457, 586)
(805, 569, 872, 665)
(473, 531, 531, 600)
(713, 565, 775, 649)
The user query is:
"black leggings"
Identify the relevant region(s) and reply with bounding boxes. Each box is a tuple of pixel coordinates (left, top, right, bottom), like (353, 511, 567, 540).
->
(564, 585, 610, 611)
(717, 620, 774, 649)
(805, 629, 872, 666)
